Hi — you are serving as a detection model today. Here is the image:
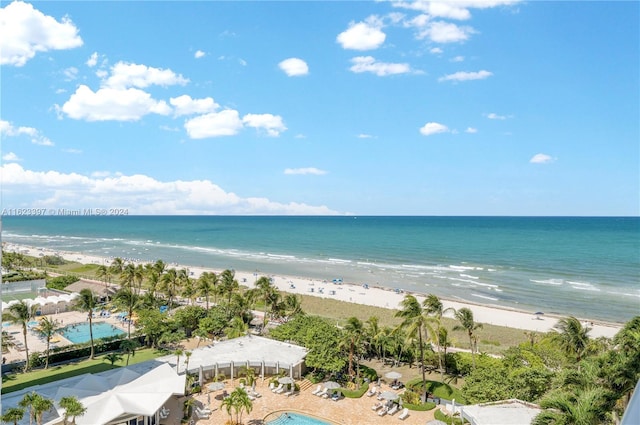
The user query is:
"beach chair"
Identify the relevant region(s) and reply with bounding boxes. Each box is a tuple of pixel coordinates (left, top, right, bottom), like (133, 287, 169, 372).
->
(311, 384, 323, 395)
(272, 383, 283, 393)
(378, 406, 388, 416)
(316, 388, 328, 398)
(366, 386, 377, 397)
(194, 409, 209, 420)
(388, 405, 399, 415)
(398, 408, 409, 420)
(160, 407, 170, 417)
(371, 402, 383, 411)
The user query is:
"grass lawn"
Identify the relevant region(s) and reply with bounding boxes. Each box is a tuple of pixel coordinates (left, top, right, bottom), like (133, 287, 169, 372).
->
(1, 347, 167, 394)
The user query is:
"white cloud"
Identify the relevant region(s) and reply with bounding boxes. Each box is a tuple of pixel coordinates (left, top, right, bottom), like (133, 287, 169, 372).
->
(238, 58, 247, 66)
(86, 52, 98, 67)
(438, 70, 492, 82)
(284, 167, 327, 176)
(465, 127, 478, 133)
(278, 58, 309, 76)
(419, 122, 449, 136)
(451, 55, 465, 62)
(530, 153, 554, 164)
(184, 110, 244, 138)
(104, 62, 189, 89)
(63, 66, 78, 81)
(0, 120, 54, 146)
(1, 163, 337, 215)
(170, 95, 219, 117)
(242, 114, 287, 137)
(194, 50, 206, 59)
(337, 19, 386, 50)
(61, 85, 171, 121)
(392, 0, 519, 18)
(421, 21, 474, 43)
(357, 134, 374, 139)
(62, 148, 82, 154)
(485, 112, 507, 120)
(429, 47, 443, 54)
(349, 56, 412, 76)
(2, 152, 21, 162)
(0, 1, 83, 67)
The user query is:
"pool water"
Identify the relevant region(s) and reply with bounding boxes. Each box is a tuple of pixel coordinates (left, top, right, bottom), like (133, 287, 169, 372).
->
(267, 413, 332, 425)
(59, 322, 125, 344)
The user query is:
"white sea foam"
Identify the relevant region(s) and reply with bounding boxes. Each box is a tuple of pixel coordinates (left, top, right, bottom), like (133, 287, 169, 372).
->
(567, 281, 601, 292)
(471, 293, 499, 301)
(460, 274, 479, 279)
(530, 279, 564, 285)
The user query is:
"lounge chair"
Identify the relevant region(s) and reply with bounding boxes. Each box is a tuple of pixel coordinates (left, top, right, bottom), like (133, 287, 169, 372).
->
(160, 407, 170, 416)
(269, 382, 276, 391)
(311, 384, 323, 395)
(388, 405, 399, 415)
(272, 383, 283, 393)
(316, 388, 328, 398)
(366, 386, 378, 397)
(372, 402, 383, 411)
(378, 406, 388, 416)
(398, 408, 409, 420)
(195, 407, 211, 415)
(194, 409, 209, 420)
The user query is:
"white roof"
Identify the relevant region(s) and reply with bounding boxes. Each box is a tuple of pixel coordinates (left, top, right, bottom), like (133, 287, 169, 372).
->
(1, 361, 185, 425)
(462, 399, 542, 425)
(157, 334, 308, 373)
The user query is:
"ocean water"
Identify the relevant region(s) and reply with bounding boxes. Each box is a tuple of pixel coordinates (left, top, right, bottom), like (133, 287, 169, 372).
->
(2, 216, 638, 323)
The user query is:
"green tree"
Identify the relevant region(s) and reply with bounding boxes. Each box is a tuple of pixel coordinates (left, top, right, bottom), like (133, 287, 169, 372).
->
(120, 339, 139, 365)
(453, 307, 483, 369)
(112, 288, 141, 339)
(1, 407, 24, 425)
(339, 317, 364, 380)
(424, 294, 453, 381)
(255, 276, 275, 334)
(196, 271, 218, 309)
(32, 394, 54, 425)
(395, 295, 434, 401)
(59, 396, 86, 425)
(225, 316, 248, 339)
(533, 388, 614, 425)
(19, 391, 38, 425)
(104, 352, 122, 365)
(4, 300, 38, 371)
(73, 289, 98, 359)
(221, 387, 253, 425)
(38, 316, 60, 369)
(219, 269, 240, 317)
(173, 305, 207, 337)
(95, 264, 112, 288)
(174, 348, 184, 373)
(551, 316, 591, 363)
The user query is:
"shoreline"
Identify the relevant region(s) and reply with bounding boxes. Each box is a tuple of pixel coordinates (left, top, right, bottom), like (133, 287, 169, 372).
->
(4, 243, 623, 338)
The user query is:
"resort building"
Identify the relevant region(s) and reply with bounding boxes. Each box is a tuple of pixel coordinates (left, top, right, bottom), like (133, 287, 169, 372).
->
(156, 334, 309, 382)
(447, 398, 542, 425)
(1, 361, 185, 425)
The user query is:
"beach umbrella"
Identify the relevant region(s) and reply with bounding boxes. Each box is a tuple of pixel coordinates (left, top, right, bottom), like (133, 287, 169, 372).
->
(323, 381, 341, 390)
(207, 382, 225, 392)
(278, 376, 294, 385)
(379, 391, 399, 401)
(385, 371, 402, 380)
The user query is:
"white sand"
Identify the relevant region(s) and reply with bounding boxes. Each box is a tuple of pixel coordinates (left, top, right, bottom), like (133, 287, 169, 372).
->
(4, 243, 622, 338)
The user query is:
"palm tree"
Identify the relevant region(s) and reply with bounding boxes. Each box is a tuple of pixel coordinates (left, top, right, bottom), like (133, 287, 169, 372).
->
(219, 269, 239, 316)
(222, 387, 253, 425)
(196, 271, 218, 309)
(19, 392, 38, 425)
(32, 395, 54, 425)
(58, 396, 86, 425)
(533, 387, 614, 425)
(73, 289, 98, 359)
(283, 294, 303, 320)
(423, 294, 452, 381)
(95, 264, 112, 287)
(120, 263, 136, 290)
(1, 407, 24, 425)
(120, 339, 139, 365)
(161, 268, 180, 306)
(255, 276, 274, 333)
(112, 288, 141, 339)
(340, 317, 364, 380)
(184, 350, 192, 373)
(104, 352, 122, 365)
(453, 307, 483, 369)
(4, 300, 37, 371)
(38, 316, 60, 369)
(226, 316, 248, 339)
(552, 316, 591, 363)
(109, 257, 125, 283)
(395, 294, 434, 401)
(174, 348, 184, 373)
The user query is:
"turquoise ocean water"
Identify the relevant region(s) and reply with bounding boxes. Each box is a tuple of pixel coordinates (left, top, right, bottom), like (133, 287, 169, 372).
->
(2, 216, 638, 323)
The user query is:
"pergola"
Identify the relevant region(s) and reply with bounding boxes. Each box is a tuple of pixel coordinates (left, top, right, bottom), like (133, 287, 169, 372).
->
(158, 335, 308, 383)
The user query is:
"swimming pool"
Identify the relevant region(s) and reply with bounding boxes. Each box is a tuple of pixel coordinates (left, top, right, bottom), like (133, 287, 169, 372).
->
(59, 322, 125, 344)
(266, 412, 332, 425)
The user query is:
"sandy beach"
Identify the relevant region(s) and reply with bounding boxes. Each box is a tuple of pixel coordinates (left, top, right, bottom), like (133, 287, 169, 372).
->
(4, 243, 623, 339)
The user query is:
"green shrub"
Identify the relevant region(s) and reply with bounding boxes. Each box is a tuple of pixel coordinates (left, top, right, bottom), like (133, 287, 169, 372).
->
(403, 402, 436, 411)
(340, 382, 369, 398)
(46, 275, 79, 290)
(358, 364, 378, 383)
(435, 408, 465, 424)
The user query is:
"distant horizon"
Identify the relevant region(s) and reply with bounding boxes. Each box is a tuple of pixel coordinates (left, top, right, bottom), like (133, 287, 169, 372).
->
(1, 1, 638, 216)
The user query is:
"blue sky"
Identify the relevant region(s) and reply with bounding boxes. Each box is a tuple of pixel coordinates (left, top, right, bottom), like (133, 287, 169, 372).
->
(1, 1, 638, 216)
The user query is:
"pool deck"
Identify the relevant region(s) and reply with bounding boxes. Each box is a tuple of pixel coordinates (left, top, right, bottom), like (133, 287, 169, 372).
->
(3, 310, 129, 364)
(182, 378, 438, 425)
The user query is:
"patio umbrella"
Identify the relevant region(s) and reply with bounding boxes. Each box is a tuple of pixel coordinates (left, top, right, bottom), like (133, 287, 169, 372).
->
(385, 371, 402, 380)
(207, 382, 225, 391)
(379, 391, 399, 401)
(323, 381, 341, 390)
(279, 376, 294, 385)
